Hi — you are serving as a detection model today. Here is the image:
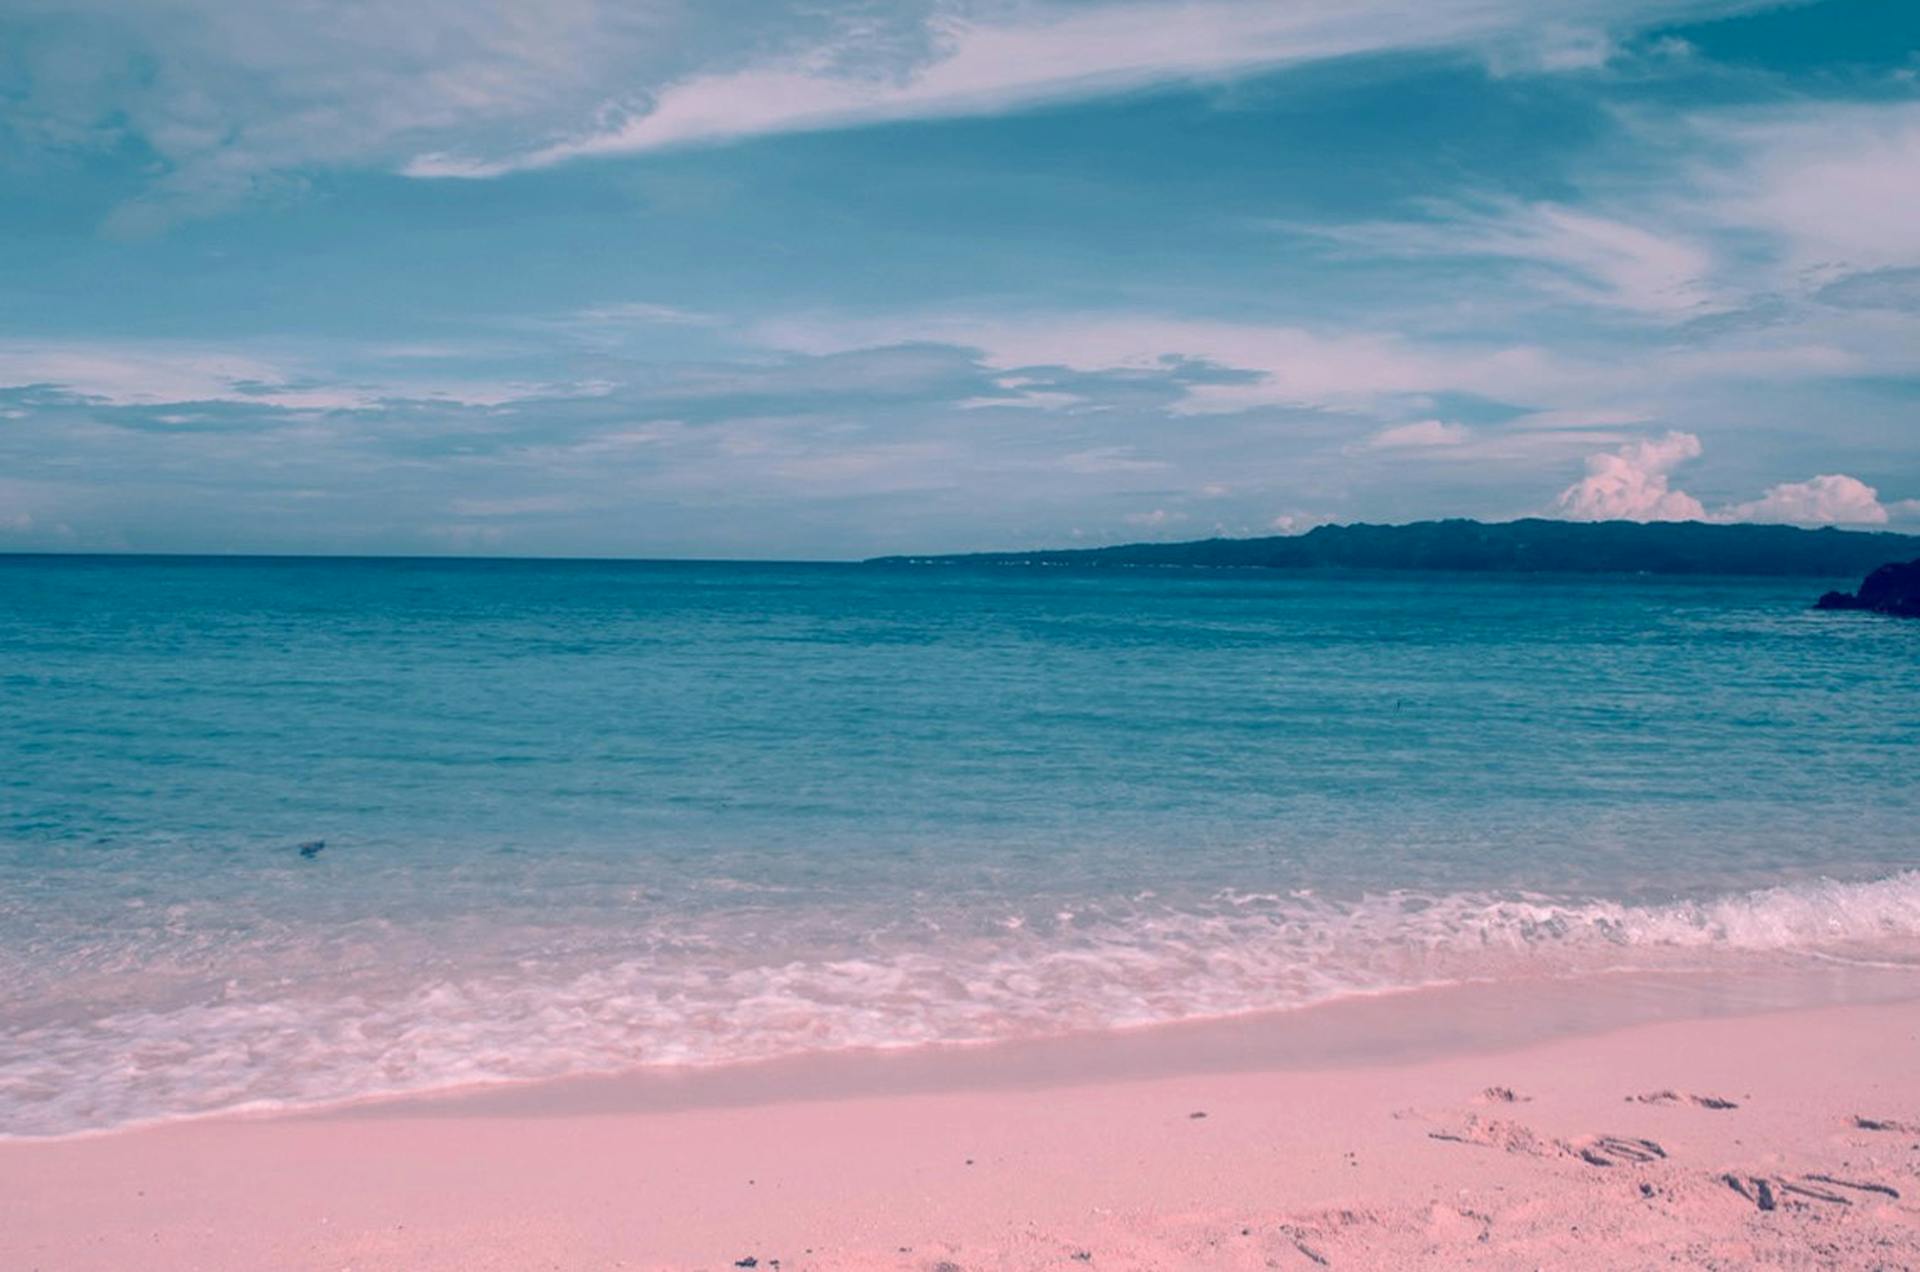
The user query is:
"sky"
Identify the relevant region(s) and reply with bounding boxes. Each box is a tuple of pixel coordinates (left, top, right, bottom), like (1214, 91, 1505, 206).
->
(1, 0, 1917, 558)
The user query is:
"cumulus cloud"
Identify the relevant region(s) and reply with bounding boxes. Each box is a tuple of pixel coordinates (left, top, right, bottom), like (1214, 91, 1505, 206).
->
(1719, 474, 1891, 526)
(1554, 430, 1706, 521)
(1556, 432, 1905, 526)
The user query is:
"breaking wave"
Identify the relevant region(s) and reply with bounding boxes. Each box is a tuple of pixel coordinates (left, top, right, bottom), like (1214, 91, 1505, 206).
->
(4, 870, 1919, 1139)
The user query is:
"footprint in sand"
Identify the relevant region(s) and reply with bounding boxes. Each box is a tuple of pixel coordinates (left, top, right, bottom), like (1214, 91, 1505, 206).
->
(1568, 1135, 1668, 1168)
(1852, 1114, 1920, 1134)
(1426, 1116, 1666, 1169)
(1629, 1090, 1739, 1110)
(1426, 1114, 1559, 1158)
(1722, 1172, 1900, 1211)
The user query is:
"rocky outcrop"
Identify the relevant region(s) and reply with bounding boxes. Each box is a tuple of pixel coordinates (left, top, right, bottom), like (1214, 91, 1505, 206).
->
(1815, 558, 1920, 618)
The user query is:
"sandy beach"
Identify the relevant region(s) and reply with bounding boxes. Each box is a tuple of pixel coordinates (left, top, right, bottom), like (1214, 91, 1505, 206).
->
(6, 974, 1918, 1271)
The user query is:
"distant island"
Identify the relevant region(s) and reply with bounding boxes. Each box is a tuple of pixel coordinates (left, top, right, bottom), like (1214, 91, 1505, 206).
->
(870, 518, 1920, 578)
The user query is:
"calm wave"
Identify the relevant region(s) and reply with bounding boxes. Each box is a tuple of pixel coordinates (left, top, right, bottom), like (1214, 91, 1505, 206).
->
(2, 557, 1916, 1136)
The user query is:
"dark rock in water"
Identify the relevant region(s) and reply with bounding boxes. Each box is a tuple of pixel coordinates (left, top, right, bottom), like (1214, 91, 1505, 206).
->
(1815, 558, 1920, 617)
(295, 840, 326, 859)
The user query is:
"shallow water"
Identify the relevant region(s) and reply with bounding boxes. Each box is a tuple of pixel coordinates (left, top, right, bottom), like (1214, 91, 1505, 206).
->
(1, 556, 1916, 1136)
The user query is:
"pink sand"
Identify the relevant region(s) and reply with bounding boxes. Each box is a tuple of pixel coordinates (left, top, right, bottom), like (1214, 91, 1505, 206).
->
(4, 977, 1919, 1270)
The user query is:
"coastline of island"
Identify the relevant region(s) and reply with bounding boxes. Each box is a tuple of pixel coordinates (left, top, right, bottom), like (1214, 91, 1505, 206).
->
(868, 517, 1920, 579)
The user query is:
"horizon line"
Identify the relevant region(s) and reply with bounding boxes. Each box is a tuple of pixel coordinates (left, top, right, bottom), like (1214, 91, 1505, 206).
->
(3, 516, 1915, 568)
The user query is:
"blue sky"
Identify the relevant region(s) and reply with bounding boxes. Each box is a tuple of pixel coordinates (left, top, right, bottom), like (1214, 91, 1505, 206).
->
(1, 0, 1917, 557)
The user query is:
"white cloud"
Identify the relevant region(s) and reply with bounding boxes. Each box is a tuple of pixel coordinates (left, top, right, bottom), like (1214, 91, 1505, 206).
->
(756, 310, 1571, 413)
(403, 0, 1767, 176)
(0, 344, 301, 406)
(1321, 202, 1723, 318)
(1555, 432, 1907, 526)
(447, 495, 592, 517)
(0, 340, 596, 409)
(1555, 430, 1706, 521)
(7, 0, 679, 229)
(1056, 447, 1166, 474)
(1506, 407, 1655, 430)
(1697, 101, 1920, 278)
(1719, 474, 1891, 526)
(568, 301, 720, 327)
(1361, 419, 1472, 450)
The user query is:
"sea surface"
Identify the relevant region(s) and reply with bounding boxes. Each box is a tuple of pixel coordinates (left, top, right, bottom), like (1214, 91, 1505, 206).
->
(2, 556, 1917, 1137)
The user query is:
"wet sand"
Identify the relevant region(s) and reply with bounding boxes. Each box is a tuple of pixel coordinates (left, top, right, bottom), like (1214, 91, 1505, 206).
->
(4, 972, 1918, 1270)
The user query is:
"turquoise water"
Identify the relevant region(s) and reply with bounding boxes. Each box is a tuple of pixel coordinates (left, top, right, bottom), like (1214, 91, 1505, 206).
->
(2, 556, 1917, 1135)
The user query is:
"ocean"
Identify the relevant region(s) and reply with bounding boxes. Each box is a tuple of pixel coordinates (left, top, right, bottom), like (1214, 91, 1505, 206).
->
(2, 555, 1916, 1137)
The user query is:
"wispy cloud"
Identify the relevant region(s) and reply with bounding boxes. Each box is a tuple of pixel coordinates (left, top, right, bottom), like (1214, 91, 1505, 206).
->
(1315, 201, 1725, 318)
(402, 0, 1766, 176)
(1693, 100, 1920, 280)
(0, 340, 602, 409)
(1359, 419, 1474, 450)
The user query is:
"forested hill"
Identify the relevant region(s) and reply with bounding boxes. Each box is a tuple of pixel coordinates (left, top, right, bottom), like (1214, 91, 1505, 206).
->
(868, 518, 1920, 577)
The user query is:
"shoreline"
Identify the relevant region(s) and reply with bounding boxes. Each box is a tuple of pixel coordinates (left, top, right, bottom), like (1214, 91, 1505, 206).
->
(11, 953, 1918, 1144)
(6, 967, 1919, 1269)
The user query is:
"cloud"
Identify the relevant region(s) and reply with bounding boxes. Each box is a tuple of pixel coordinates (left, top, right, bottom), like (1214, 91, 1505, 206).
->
(1815, 267, 1920, 313)
(2, 0, 686, 229)
(0, 339, 603, 409)
(1318, 202, 1723, 318)
(1695, 101, 1920, 278)
(1361, 419, 1473, 450)
(756, 310, 1573, 413)
(1555, 432, 1907, 526)
(403, 0, 1769, 176)
(1555, 430, 1706, 521)
(1719, 473, 1891, 526)
(567, 301, 721, 327)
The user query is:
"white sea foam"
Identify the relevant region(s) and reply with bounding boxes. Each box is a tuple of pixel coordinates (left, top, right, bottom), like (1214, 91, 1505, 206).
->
(4, 871, 1919, 1139)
